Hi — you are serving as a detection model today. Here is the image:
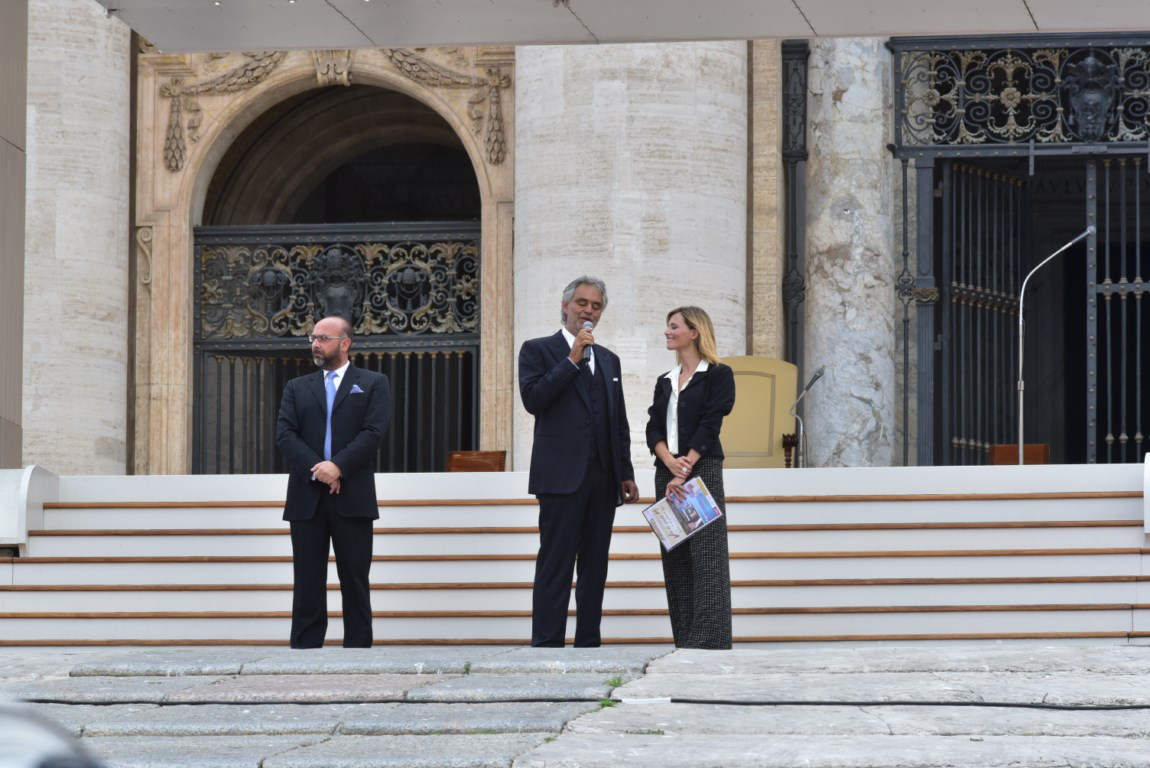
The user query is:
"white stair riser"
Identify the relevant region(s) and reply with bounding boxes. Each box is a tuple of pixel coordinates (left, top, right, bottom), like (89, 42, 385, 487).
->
(10, 553, 1141, 586)
(23, 525, 1142, 558)
(22, 531, 655, 558)
(737, 498, 1142, 525)
(42, 496, 1141, 533)
(0, 581, 1138, 613)
(41, 506, 542, 531)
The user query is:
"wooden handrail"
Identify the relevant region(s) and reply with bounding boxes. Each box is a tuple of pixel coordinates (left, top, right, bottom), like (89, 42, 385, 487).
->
(40, 489, 1142, 509)
(26, 519, 1143, 537)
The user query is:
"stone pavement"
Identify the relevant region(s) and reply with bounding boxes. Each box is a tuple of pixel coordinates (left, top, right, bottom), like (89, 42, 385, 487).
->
(3, 643, 1150, 766)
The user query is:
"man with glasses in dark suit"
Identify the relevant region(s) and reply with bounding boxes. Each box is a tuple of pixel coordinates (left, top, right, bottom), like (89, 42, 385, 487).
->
(277, 315, 390, 648)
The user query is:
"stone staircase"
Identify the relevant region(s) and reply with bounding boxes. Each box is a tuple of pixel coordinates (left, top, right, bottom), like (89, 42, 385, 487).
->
(1, 464, 1148, 645)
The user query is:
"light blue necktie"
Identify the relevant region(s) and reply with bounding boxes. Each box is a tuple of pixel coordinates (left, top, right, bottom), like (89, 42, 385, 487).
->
(323, 371, 337, 461)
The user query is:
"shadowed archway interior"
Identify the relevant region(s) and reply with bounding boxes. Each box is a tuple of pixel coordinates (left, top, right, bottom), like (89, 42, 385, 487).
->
(203, 84, 480, 225)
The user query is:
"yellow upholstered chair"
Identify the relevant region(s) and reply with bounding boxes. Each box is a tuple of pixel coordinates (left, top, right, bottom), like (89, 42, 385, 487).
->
(720, 356, 798, 469)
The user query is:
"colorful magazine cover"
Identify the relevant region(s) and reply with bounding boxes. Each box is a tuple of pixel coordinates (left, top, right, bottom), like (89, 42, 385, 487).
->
(641, 476, 723, 551)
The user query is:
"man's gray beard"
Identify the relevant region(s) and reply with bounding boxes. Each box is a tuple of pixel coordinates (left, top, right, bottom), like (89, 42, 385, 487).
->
(312, 353, 326, 368)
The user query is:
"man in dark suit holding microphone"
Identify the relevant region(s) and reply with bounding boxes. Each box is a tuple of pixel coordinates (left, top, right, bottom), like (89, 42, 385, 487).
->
(277, 315, 390, 648)
(519, 276, 639, 647)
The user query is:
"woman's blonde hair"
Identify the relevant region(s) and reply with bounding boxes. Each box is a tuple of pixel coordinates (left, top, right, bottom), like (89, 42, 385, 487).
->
(667, 306, 720, 365)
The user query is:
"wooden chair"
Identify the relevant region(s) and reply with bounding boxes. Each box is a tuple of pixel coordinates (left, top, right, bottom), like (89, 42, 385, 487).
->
(989, 444, 1050, 465)
(720, 356, 798, 469)
(446, 450, 506, 472)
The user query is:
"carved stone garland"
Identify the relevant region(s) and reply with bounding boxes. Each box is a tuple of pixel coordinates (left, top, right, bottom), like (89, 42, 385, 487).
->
(159, 48, 511, 173)
(380, 49, 510, 165)
(160, 52, 287, 172)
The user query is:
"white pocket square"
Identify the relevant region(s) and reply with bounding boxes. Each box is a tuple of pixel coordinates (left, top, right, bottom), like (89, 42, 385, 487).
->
(350, 384, 365, 394)
(613, 377, 619, 382)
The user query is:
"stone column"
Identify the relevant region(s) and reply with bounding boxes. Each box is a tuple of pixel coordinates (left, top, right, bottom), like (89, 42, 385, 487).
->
(802, 38, 897, 467)
(513, 42, 748, 472)
(23, 0, 131, 474)
(0, 2, 28, 469)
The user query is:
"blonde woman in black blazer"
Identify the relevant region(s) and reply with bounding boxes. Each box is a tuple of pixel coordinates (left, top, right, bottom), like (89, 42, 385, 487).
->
(645, 306, 736, 649)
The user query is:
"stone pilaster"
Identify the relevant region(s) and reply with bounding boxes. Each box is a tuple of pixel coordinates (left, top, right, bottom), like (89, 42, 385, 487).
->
(23, 0, 131, 473)
(749, 39, 785, 359)
(803, 38, 897, 467)
(513, 42, 748, 472)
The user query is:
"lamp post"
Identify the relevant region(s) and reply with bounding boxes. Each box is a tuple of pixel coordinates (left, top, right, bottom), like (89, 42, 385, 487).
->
(1017, 226, 1094, 464)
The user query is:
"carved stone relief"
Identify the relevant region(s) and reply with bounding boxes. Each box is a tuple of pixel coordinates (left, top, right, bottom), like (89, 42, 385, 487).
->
(312, 50, 354, 87)
(160, 52, 287, 172)
(135, 226, 153, 288)
(157, 47, 511, 173)
(380, 49, 510, 165)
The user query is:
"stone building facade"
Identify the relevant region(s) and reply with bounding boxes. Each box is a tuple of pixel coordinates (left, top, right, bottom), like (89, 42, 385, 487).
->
(21, 0, 930, 475)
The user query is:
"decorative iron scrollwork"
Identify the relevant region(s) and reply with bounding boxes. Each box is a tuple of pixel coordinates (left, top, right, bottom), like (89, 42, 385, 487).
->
(895, 39, 1150, 148)
(912, 286, 940, 303)
(781, 41, 810, 159)
(781, 271, 806, 308)
(197, 236, 479, 340)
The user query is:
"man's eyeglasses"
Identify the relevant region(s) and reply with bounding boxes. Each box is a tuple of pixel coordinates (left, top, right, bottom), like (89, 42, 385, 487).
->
(308, 335, 346, 344)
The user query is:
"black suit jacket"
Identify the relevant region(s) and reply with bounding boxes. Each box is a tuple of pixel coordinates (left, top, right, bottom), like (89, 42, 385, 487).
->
(645, 362, 735, 462)
(519, 330, 635, 502)
(276, 364, 391, 521)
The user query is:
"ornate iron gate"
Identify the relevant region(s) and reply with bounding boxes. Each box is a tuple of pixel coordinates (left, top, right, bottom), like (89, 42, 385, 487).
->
(1090, 157, 1149, 463)
(891, 34, 1150, 464)
(939, 163, 1025, 464)
(192, 222, 480, 474)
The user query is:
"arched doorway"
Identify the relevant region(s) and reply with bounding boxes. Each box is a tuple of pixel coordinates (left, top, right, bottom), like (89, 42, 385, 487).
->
(192, 85, 482, 473)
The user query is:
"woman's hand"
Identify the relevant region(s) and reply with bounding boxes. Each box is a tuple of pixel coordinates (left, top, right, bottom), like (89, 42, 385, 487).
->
(664, 454, 694, 480)
(665, 474, 689, 501)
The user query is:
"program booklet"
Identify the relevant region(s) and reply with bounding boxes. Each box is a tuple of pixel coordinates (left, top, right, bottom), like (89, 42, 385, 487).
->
(641, 476, 723, 551)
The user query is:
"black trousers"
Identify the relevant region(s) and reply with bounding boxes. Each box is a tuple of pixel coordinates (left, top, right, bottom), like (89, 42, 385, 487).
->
(288, 492, 375, 648)
(654, 456, 732, 649)
(532, 455, 617, 647)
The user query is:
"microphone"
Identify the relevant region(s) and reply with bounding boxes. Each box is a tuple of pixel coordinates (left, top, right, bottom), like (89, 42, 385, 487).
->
(1066, 225, 1095, 246)
(798, 367, 825, 396)
(789, 366, 825, 469)
(581, 320, 593, 362)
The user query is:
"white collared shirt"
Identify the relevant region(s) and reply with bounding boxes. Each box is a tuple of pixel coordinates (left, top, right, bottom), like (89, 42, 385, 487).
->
(561, 326, 595, 375)
(325, 360, 351, 395)
(664, 360, 709, 455)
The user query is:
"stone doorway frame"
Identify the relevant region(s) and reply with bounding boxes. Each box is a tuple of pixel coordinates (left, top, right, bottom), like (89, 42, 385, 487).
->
(133, 47, 515, 474)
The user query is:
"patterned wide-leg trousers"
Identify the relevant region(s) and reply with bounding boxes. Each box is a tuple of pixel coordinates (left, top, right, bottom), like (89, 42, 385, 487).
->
(654, 455, 732, 649)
